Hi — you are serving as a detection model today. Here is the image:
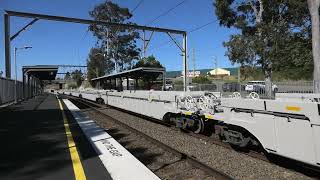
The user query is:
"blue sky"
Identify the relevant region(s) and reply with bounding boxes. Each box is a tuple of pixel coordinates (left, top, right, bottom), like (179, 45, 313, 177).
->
(0, 0, 238, 79)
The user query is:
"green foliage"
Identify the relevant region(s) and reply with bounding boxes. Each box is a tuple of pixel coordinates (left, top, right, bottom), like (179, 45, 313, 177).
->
(214, 0, 313, 81)
(192, 76, 212, 84)
(64, 72, 71, 80)
(66, 82, 78, 89)
(240, 66, 313, 81)
(133, 55, 164, 89)
(133, 55, 163, 69)
(71, 70, 84, 87)
(87, 47, 114, 86)
(173, 80, 183, 85)
(89, 1, 140, 71)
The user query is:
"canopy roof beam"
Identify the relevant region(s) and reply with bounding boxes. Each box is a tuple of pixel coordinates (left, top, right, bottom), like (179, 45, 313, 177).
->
(3, 10, 188, 91)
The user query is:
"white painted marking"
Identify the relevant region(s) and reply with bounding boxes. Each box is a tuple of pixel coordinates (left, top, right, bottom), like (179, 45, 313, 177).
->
(63, 99, 160, 180)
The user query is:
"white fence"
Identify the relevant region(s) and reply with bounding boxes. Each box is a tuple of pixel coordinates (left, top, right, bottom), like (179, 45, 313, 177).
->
(0, 77, 41, 106)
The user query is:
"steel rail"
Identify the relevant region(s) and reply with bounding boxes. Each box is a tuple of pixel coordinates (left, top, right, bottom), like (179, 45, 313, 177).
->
(69, 96, 233, 180)
(66, 94, 269, 162)
(61, 93, 320, 177)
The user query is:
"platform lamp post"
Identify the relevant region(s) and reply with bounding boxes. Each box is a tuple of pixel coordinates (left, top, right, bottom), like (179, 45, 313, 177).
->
(14, 46, 32, 103)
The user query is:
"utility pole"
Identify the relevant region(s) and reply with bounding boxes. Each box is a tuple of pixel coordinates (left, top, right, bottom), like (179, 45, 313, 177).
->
(213, 56, 218, 77)
(107, 29, 109, 56)
(14, 46, 32, 103)
(142, 30, 154, 59)
(238, 66, 241, 83)
(143, 30, 146, 58)
(183, 33, 188, 91)
(192, 48, 195, 77)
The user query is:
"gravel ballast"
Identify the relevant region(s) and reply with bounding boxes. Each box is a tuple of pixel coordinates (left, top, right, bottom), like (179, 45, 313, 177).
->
(90, 106, 315, 180)
(70, 94, 316, 180)
(83, 109, 220, 180)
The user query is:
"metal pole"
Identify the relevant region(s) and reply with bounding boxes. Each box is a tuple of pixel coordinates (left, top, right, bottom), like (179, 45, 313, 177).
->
(22, 69, 25, 99)
(162, 72, 166, 91)
(127, 77, 129, 90)
(143, 30, 146, 58)
(238, 66, 240, 83)
(5, 10, 186, 35)
(33, 77, 35, 96)
(183, 33, 188, 91)
(135, 78, 138, 90)
(14, 47, 17, 103)
(106, 29, 109, 55)
(4, 14, 11, 78)
(214, 56, 218, 77)
(27, 75, 30, 99)
(192, 48, 195, 78)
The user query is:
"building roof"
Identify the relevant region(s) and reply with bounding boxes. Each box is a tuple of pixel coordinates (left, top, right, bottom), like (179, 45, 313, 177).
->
(22, 65, 58, 80)
(209, 68, 231, 75)
(92, 67, 166, 81)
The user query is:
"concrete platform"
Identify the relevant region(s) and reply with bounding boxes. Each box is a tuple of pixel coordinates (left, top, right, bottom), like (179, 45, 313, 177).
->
(0, 93, 111, 180)
(63, 99, 160, 180)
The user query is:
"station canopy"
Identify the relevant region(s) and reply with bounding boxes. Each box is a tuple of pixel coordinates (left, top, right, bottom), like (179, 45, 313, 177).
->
(92, 67, 166, 81)
(22, 65, 58, 80)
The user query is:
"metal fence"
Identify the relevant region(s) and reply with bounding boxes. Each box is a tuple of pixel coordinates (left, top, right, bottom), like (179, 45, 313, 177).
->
(0, 77, 41, 106)
(172, 80, 317, 99)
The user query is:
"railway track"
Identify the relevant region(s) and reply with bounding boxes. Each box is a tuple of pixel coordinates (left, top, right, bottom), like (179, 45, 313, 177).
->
(68, 96, 233, 180)
(70, 95, 269, 162)
(65, 95, 320, 178)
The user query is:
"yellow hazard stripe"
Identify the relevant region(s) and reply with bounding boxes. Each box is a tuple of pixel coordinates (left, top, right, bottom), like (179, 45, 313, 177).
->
(58, 98, 86, 180)
(286, 106, 301, 112)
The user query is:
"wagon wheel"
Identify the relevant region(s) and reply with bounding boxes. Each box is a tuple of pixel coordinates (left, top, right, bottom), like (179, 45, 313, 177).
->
(193, 118, 204, 134)
(231, 92, 241, 99)
(249, 92, 260, 99)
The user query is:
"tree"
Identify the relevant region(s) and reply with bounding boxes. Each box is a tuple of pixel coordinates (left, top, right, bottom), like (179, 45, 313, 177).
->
(64, 72, 71, 80)
(214, 0, 312, 96)
(307, 0, 320, 93)
(87, 47, 114, 85)
(192, 76, 212, 84)
(133, 55, 164, 89)
(89, 1, 140, 72)
(133, 55, 163, 69)
(71, 70, 84, 87)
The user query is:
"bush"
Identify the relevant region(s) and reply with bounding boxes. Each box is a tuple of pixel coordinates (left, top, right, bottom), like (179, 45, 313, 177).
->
(192, 76, 211, 84)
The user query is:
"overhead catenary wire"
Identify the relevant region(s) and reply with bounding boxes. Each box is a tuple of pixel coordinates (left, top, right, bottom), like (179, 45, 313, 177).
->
(131, 0, 144, 13)
(147, 2, 247, 52)
(149, 19, 218, 52)
(75, 28, 90, 69)
(188, 19, 217, 33)
(145, 0, 188, 25)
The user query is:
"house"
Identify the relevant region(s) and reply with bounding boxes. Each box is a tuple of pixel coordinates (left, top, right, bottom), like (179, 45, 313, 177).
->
(181, 71, 201, 77)
(208, 68, 230, 78)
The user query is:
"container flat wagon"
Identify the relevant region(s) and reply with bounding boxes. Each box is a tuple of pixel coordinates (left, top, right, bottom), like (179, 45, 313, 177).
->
(60, 89, 320, 168)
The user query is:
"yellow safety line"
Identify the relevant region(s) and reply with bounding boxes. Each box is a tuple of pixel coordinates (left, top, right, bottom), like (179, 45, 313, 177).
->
(286, 106, 301, 112)
(57, 98, 86, 180)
